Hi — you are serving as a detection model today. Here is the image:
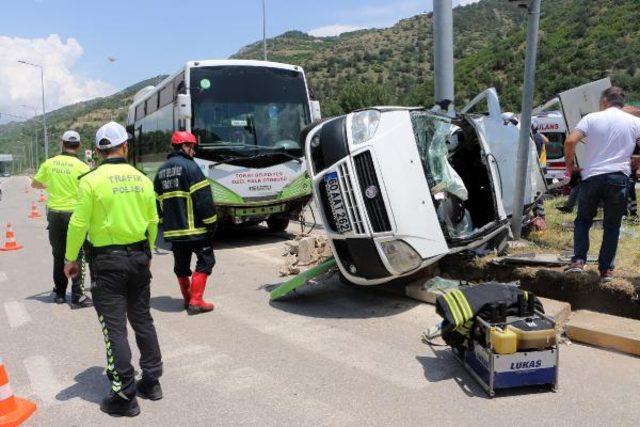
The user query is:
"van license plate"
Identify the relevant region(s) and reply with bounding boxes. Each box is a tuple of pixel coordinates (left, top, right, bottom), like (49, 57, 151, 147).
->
(324, 172, 352, 234)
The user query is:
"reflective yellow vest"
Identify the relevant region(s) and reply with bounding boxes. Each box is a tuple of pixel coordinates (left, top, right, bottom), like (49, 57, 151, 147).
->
(33, 153, 90, 211)
(65, 158, 158, 261)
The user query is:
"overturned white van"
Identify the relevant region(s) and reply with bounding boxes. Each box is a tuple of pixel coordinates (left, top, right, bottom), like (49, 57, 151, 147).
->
(305, 89, 546, 286)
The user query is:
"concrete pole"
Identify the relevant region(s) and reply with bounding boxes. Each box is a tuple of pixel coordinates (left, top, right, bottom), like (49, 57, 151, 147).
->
(511, 0, 542, 240)
(433, 0, 455, 108)
(262, 0, 268, 61)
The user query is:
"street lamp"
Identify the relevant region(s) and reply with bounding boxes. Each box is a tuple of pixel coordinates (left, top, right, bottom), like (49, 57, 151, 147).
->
(17, 60, 49, 160)
(20, 105, 40, 167)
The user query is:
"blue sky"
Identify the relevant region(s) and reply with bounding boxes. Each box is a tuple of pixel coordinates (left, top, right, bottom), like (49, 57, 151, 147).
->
(0, 0, 478, 120)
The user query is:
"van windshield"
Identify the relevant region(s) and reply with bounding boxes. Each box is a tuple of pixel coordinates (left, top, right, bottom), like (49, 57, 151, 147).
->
(410, 112, 468, 201)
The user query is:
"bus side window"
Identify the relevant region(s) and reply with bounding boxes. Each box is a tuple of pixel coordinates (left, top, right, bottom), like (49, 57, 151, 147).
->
(174, 72, 186, 98)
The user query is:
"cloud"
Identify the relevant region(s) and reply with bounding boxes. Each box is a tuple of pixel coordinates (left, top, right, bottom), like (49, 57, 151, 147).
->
(0, 34, 115, 122)
(308, 24, 365, 37)
(455, 0, 481, 6)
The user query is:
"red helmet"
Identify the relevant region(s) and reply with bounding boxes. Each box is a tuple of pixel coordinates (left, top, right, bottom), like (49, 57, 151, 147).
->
(171, 131, 197, 146)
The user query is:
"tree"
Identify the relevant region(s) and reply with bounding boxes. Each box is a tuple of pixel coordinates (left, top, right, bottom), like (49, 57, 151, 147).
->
(338, 82, 394, 113)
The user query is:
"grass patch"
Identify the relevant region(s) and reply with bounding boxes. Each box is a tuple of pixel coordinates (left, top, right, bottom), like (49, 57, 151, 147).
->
(519, 195, 640, 278)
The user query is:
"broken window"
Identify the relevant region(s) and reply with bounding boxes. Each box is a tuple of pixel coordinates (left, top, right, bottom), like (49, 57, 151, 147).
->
(411, 112, 468, 201)
(411, 111, 474, 239)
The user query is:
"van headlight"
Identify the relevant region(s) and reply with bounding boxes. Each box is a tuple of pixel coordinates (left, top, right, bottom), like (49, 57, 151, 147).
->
(351, 110, 381, 145)
(380, 240, 422, 274)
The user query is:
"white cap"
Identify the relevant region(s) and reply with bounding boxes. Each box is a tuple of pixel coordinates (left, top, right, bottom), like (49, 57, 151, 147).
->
(62, 130, 81, 144)
(95, 122, 129, 150)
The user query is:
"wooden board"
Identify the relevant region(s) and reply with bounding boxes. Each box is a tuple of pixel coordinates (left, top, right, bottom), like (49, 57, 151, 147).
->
(566, 310, 640, 357)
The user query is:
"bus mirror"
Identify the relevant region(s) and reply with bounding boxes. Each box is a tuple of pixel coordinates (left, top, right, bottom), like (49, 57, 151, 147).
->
(310, 101, 322, 122)
(176, 94, 192, 120)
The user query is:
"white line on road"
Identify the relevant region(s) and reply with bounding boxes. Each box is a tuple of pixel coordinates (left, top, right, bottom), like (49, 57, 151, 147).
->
(237, 248, 283, 264)
(215, 244, 283, 264)
(4, 301, 31, 328)
(23, 356, 64, 406)
(0, 272, 7, 283)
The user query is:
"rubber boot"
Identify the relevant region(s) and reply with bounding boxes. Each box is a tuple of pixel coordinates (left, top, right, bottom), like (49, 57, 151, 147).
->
(187, 272, 214, 315)
(177, 277, 191, 309)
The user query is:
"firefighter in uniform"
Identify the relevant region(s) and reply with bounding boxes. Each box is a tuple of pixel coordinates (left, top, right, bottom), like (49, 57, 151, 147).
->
(32, 130, 92, 308)
(154, 131, 217, 314)
(63, 122, 162, 417)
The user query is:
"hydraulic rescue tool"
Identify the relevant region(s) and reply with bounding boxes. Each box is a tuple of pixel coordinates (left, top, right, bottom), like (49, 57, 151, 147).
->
(423, 282, 559, 397)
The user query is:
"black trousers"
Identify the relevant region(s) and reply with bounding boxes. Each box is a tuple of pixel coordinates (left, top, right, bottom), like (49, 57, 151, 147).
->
(91, 248, 162, 397)
(47, 210, 85, 300)
(172, 240, 216, 277)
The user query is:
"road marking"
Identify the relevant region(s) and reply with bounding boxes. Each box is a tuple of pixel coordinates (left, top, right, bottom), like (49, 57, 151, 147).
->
(4, 301, 31, 328)
(0, 272, 7, 283)
(237, 248, 283, 264)
(217, 296, 427, 390)
(215, 244, 283, 264)
(23, 355, 63, 406)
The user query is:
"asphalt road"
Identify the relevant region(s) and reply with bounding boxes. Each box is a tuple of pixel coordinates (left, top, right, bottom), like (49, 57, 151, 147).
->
(1, 175, 639, 426)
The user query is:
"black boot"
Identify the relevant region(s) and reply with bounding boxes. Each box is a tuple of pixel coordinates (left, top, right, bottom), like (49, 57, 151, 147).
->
(100, 393, 140, 417)
(136, 379, 163, 401)
(70, 295, 93, 309)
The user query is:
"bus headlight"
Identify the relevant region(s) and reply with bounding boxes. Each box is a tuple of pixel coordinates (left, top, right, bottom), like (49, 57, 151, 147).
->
(380, 240, 422, 274)
(351, 110, 381, 145)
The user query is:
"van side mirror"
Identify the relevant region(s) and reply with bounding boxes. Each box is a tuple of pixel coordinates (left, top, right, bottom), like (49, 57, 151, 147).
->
(310, 101, 322, 122)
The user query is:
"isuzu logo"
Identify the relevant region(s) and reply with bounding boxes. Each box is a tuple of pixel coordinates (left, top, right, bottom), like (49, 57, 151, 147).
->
(365, 185, 378, 199)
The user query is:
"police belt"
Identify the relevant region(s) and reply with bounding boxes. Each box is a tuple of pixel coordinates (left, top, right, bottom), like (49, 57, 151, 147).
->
(92, 240, 149, 256)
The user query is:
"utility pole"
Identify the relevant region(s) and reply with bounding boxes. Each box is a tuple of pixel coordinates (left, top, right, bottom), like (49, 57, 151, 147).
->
(21, 105, 39, 166)
(18, 60, 49, 160)
(510, 0, 542, 240)
(262, 0, 268, 61)
(433, 0, 455, 113)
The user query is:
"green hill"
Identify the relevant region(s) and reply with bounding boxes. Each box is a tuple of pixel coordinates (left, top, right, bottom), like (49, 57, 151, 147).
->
(0, 75, 166, 169)
(2, 0, 639, 171)
(233, 0, 640, 115)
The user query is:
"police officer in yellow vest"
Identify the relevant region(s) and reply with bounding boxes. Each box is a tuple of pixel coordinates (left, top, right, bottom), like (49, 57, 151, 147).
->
(32, 130, 92, 308)
(63, 122, 162, 417)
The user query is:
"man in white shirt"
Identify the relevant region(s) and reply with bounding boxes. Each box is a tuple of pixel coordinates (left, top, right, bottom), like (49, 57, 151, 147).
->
(564, 87, 640, 281)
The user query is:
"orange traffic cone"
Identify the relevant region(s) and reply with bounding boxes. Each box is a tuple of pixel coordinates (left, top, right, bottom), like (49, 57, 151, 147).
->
(0, 224, 22, 252)
(27, 202, 42, 220)
(38, 192, 45, 203)
(0, 358, 36, 426)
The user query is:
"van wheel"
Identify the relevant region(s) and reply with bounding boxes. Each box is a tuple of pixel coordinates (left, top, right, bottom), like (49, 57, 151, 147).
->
(267, 216, 290, 232)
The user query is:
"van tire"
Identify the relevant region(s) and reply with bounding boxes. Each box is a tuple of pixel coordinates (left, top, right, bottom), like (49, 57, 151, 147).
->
(267, 216, 290, 232)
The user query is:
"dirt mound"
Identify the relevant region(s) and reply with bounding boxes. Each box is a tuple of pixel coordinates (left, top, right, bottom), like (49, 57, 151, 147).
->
(439, 255, 640, 320)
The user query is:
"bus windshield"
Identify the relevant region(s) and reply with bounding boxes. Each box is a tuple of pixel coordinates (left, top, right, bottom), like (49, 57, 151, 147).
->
(190, 66, 311, 159)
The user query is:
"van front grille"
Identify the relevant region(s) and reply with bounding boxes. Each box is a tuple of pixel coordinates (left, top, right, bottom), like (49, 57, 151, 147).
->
(353, 151, 391, 233)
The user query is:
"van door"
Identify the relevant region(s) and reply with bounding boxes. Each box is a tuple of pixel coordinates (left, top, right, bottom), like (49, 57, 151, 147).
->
(462, 89, 546, 216)
(558, 77, 612, 169)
